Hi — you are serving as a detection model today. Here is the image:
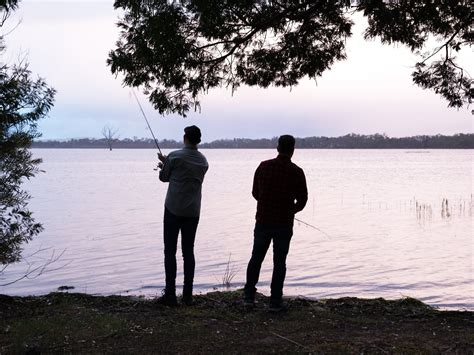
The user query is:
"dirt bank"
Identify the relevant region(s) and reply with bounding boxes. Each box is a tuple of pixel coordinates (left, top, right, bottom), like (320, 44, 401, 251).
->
(1, 291, 473, 353)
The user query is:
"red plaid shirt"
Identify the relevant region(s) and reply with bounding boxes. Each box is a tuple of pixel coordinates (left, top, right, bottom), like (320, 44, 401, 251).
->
(252, 154, 308, 226)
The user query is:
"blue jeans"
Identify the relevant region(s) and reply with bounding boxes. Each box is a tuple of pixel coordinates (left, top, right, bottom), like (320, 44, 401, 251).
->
(163, 208, 199, 294)
(244, 223, 293, 300)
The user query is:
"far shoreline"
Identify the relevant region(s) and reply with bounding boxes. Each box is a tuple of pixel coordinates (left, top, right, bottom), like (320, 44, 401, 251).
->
(30, 147, 474, 149)
(32, 133, 474, 149)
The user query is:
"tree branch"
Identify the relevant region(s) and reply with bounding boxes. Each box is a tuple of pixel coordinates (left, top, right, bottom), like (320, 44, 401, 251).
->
(0, 248, 69, 287)
(421, 28, 461, 64)
(197, 0, 322, 65)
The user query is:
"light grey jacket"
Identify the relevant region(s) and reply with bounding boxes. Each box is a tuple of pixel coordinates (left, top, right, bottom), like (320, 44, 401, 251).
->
(159, 146, 208, 217)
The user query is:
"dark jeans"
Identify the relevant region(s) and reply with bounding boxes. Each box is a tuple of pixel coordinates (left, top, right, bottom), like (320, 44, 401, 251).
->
(244, 223, 293, 300)
(163, 208, 199, 294)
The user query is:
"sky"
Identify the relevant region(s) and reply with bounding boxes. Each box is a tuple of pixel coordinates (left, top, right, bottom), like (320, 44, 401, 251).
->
(3, 0, 473, 142)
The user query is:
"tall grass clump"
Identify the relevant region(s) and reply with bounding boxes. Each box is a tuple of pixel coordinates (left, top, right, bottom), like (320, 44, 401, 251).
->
(441, 198, 451, 219)
(220, 253, 238, 289)
(415, 200, 433, 224)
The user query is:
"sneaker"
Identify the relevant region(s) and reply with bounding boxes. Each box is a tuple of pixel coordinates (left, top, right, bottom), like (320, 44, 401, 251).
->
(182, 286, 194, 305)
(157, 289, 178, 306)
(243, 295, 255, 309)
(269, 299, 287, 313)
(182, 293, 193, 306)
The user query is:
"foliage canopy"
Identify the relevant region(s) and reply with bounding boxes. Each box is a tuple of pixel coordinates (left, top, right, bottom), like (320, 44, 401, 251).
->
(108, 0, 473, 116)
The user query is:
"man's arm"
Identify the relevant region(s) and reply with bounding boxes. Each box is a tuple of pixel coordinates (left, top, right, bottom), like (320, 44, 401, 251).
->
(159, 156, 172, 182)
(294, 169, 308, 214)
(252, 164, 261, 200)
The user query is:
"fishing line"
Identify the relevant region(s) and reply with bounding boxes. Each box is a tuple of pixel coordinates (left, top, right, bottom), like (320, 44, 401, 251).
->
(294, 217, 332, 239)
(132, 90, 162, 155)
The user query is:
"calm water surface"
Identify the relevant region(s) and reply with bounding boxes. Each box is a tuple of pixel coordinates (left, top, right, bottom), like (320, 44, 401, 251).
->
(1, 149, 472, 310)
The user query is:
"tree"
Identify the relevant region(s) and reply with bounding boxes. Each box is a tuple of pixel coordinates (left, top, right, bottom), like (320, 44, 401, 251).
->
(108, 0, 472, 116)
(101, 125, 119, 151)
(0, 1, 56, 265)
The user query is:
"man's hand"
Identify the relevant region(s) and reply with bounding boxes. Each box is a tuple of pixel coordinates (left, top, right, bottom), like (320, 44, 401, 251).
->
(158, 153, 167, 162)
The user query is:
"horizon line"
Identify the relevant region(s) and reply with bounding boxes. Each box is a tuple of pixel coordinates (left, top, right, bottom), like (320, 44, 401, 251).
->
(34, 132, 473, 143)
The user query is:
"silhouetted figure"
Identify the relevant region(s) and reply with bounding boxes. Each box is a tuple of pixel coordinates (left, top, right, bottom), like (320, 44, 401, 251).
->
(158, 126, 209, 305)
(244, 135, 308, 312)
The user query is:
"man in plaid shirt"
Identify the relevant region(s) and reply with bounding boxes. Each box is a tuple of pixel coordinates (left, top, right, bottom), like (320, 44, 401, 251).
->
(244, 135, 308, 312)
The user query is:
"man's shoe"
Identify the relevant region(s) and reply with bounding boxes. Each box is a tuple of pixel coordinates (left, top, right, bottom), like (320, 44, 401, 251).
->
(182, 293, 193, 306)
(243, 294, 255, 309)
(182, 286, 193, 305)
(158, 289, 178, 306)
(269, 299, 287, 313)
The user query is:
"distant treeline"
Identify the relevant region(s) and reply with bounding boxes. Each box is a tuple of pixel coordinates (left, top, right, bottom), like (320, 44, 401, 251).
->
(32, 133, 474, 149)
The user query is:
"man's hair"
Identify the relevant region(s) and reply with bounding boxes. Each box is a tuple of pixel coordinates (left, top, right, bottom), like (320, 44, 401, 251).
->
(277, 135, 295, 154)
(184, 125, 201, 145)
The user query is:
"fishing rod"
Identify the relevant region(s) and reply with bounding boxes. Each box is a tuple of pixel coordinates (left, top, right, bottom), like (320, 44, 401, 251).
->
(294, 217, 332, 239)
(132, 90, 162, 155)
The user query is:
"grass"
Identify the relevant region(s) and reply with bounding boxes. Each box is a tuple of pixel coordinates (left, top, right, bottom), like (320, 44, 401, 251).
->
(220, 253, 238, 289)
(1, 291, 473, 353)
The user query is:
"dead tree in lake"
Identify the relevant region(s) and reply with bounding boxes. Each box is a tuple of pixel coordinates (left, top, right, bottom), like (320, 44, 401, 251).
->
(102, 125, 119, 151)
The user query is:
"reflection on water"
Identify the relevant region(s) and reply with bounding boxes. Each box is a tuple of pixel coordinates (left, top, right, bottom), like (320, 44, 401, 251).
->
(1, 149, 472, 310)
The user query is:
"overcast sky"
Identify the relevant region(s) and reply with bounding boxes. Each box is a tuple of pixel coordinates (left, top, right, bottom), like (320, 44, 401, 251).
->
(3, 0, 473, 141)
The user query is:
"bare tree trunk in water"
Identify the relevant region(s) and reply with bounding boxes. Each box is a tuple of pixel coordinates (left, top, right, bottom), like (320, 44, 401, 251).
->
(102, 125, 119, 151)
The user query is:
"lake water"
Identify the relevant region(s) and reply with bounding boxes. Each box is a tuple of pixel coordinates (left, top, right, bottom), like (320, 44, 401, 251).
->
(1, 149, 472, 310)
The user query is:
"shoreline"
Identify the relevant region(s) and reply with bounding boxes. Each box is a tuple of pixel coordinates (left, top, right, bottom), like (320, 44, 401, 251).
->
(1, 290, 473, 353)
(2, 287, 472, 312)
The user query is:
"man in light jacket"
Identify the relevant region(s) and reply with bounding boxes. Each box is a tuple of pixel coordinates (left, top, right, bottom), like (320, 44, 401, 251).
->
(158, 125, 208, 305)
